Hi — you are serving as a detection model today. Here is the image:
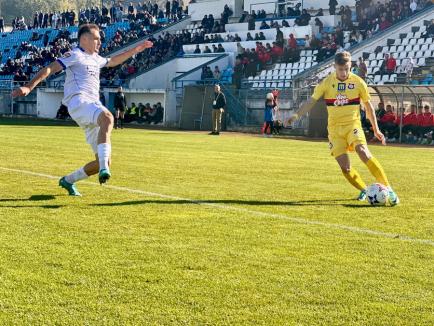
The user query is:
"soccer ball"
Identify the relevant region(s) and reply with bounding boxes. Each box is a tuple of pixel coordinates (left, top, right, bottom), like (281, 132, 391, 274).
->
(366, 183, 389, 206)
(266, 92, 274, 100)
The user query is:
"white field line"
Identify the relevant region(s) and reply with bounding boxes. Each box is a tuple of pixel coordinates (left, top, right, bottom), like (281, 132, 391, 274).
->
(1, 166, 433, 247)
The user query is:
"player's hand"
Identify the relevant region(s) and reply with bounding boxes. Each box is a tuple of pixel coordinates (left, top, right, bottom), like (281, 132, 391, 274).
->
(11, 86, 31, 98)
(287, 113, 299, 124)
(374, 130, 386, 145)
(134, 40, 153, 53)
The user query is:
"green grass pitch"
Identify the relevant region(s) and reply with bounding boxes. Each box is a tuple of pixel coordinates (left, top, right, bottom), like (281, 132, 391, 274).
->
(0, 119, 433, 325)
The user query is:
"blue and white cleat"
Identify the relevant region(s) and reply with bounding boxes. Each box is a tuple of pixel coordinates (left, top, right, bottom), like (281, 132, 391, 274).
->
(59, 177, 81, 196)
(98, 168, 111, 185)
(357, 190, 367, 201)
(388, 188, 400, 206)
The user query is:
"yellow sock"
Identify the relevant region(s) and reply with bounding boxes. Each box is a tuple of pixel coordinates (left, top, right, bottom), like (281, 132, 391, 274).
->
(365, 157, 390, 187)
(342, 168, 367, 191)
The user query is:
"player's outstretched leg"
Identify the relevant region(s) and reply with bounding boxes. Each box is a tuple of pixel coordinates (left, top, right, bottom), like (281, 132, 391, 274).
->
(59, 158, 107, 196)
(355, 145, 400, 206)
(59, 172, 84, 196)
(336, 154, 367, 201)
(97, 110, 114, 184)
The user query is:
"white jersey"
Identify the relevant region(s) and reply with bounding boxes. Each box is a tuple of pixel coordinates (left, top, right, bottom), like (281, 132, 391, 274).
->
(57, 47, 109, 107)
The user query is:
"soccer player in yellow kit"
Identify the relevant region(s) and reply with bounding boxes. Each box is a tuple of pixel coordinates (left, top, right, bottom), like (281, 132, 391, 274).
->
(290, 52, 399, 205)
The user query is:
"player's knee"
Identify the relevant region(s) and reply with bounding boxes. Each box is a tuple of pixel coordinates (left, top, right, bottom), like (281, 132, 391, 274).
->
(356, 145, 371, 162)
(100, 111, 114, 126)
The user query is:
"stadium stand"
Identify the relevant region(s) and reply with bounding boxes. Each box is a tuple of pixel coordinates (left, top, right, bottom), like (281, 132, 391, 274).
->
(0, 2, 186, 84)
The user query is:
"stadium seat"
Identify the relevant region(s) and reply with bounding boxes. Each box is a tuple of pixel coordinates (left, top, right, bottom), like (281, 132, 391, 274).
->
(418, 57, 426, 66)
(381, 75, 389, 83)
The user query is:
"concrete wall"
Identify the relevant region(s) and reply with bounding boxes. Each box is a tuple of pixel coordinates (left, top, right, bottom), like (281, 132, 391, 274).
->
(36, 88, 167, 122)
(189, 0, 242, 21)
(128, 54, 231, 90)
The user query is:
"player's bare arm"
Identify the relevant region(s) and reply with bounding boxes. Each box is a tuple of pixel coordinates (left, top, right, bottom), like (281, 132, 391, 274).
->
(11, 60, 63, 98)
(288, 97, 317, 123)
(364, 101, 386, 145)
(106, 40, 153, 68)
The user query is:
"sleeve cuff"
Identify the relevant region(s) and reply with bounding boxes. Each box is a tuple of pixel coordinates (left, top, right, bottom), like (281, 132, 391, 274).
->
(56, 59, 66, 70)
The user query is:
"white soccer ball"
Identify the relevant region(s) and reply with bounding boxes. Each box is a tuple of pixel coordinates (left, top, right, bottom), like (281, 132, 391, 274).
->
(266, 93, 274, 100)
(366, 183, 389, 206)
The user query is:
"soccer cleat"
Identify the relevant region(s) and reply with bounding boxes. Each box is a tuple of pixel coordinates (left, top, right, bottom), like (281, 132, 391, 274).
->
(388, 188, 400, 206)
(98, 168, 111, 184)
(357, 190, 367, 201)
(59, 177, 81, 196)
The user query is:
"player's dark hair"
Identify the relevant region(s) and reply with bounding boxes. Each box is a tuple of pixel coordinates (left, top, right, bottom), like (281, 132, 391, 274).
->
(335, 51, 352, 65)
(78, 24, 99, 40)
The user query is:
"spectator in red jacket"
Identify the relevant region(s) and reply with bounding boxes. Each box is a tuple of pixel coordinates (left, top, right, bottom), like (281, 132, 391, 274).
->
(386, 53, 397, 73)
(288, 33, 297, 49)
(271, 42, 283, 62)
(417, 104, 434, 135)
(399, 104, 419, 136)
(379, 104, 398, 137)
(379, 16, 391, 31)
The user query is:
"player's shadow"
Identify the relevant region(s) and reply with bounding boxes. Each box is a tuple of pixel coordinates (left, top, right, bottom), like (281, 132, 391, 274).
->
(0, 195, 57, 202)
(0, 195, 64, 209)
(92, 198, 354, 207)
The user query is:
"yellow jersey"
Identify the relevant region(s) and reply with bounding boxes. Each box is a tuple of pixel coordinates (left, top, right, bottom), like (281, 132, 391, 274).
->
(311, 72, 371, 127)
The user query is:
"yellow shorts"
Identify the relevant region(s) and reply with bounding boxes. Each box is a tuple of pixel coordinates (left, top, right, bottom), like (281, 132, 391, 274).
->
(328, 123, 366, 157)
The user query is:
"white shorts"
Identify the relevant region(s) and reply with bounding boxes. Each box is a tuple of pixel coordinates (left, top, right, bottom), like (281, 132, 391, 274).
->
(67, 96, 106, 154)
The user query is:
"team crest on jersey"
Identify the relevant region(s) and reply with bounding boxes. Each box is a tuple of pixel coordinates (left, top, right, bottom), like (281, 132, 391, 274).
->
(334, 94, 349, 106)
(63, 52, 72, 58)
(337, 83, 346, 91)
(348, 83, 355, 89)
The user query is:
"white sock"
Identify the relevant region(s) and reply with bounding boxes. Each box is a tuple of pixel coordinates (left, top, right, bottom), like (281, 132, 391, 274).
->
(97, 143, 111, 171)
(65, 167, 88, 184)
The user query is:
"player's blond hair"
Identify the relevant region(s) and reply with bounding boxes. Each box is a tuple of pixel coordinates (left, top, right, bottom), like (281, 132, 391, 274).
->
(335, 52, 352, 65)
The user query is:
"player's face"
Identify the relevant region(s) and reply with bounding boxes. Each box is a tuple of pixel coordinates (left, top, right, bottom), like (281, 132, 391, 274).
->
(82, 29, 102, 54)
(335, 62, 351, 81)
(90, 29, 102, 53)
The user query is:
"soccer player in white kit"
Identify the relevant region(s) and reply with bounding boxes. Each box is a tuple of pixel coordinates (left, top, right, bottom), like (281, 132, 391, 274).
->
(12, 24, 153, 196)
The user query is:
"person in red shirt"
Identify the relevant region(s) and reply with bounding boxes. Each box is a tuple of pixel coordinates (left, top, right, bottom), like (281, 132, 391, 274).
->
(379, 16, 391, 31)
(379, 104, 398, 137)
(417, 105, 434, 136)
(386, 54, 396, 74)
(288, 33, 297, 49)
(398, 104, 418, 138)
(271, 42, 283, 62)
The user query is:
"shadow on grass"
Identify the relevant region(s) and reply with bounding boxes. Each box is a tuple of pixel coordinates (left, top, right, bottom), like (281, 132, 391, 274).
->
(91, 198, 356, 207)
(0, 118, 77, 128)
(0, 194, 66, 208)
(0, 194, 57, 202)
(0, 204, 64, 209)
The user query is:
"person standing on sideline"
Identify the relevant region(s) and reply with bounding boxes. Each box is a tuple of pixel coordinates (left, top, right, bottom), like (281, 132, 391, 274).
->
(210, 84, 226, 135)
(12, 23, 153, 195)
(329, 0, 338, 15)
(114, 86, 127, 129)
(263, 93, 277, 136)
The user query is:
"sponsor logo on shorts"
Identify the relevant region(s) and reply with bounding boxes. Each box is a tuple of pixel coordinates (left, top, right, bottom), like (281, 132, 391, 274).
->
(353, 128, 359, 135)
(329, 142, 333, 149)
